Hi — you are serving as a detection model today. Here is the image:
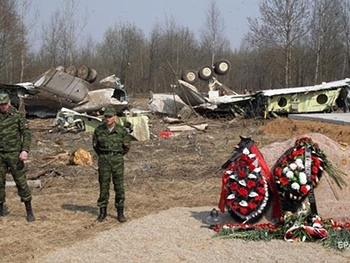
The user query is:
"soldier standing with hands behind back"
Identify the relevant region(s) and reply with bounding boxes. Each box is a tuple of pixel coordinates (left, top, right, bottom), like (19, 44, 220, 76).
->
(93, 106, 132, 223)
(0, 92, 35, 222)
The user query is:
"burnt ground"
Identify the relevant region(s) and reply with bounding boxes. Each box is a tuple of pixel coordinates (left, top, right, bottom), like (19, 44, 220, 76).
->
(2, 98, 350, 263)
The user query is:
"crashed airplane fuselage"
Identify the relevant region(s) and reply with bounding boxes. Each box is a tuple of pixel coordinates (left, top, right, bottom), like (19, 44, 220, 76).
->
(172, 78, 350, 118)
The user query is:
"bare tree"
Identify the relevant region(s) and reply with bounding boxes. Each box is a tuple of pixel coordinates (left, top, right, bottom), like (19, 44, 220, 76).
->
(17, 0, 37, 82)
(247, 0, 310, 88)
(0, 0, 24, 82)
(339, 0, 350, 78)
(147, 16, 199, 92)
(39, 0, 86, 68)
(199, 0, 230, 65)
(310, 0, 344, 83)
(97, 22, 146, 93)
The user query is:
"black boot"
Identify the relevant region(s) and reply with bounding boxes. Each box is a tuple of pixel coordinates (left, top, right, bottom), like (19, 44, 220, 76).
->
(24, 201, 35, 222)
(117, 207, 126, 223)
(0, 203, 3, 216)
(97, 207, 107, 222)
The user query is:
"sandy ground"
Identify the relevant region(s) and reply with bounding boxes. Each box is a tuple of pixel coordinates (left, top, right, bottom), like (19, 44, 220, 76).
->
(2, 98, 350, 262)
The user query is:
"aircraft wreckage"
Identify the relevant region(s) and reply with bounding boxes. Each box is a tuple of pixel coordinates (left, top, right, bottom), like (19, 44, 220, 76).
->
(1, 66, 129, 118)
(149, 59, 350, 118)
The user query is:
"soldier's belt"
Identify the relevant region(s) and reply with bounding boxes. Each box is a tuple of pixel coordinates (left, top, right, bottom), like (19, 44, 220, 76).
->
(100, 151, 123, 155)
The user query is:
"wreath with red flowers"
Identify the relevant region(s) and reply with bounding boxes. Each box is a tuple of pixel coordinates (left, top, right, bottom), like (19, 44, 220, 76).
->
(223, 147, 270, 223)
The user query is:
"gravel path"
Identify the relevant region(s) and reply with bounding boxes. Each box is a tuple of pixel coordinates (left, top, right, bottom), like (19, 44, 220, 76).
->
(37, 206, 350, 263)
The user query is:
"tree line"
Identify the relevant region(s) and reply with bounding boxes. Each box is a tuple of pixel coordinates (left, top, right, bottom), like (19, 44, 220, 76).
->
(1, 0, 350, 96)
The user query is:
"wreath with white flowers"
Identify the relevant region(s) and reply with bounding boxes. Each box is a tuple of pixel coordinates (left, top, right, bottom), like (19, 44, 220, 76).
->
(272, 137, 346, 211)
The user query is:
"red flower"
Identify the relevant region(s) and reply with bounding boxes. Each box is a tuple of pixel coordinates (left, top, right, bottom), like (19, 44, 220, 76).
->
(237, 187, 248, 196)
(248, 164, 255, 171)
(312, 157, 321, 167)
(238, 170, 246, 179)
(274, 167, 282, 177)
(312, 165, 319, 174)
(279, 177, 289, 185)
(280, 157, 288, 165)
(246, 180, 256, 189)
(254, 195, 264, 201)
(300, 185, 309, 195)
(257, 187, 266, 195)
(246, 158, 254, 164)
(229, 164, 238, 172)
(230, 182, 238, 191)
(239, 161, 246, 167)
(248, 202, 258, 209)
(240, 207, 248, 215)
(240, 154, 248, 161)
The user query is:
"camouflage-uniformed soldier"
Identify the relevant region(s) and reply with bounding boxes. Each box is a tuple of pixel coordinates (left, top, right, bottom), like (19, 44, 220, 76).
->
(92, 106, 131, 223)
(0, 92, 35, 222)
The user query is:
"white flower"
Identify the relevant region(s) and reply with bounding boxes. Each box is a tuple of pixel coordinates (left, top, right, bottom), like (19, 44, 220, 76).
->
(248, 173, 257, 179)
(286, 170, 294, 178)
(238, 180, 246, 187)
(291, 182, 300, 190)
(239, 200, 248, 207)
(299, 172, 307, 185)
(254, 167, 261, 173)
(283, 167, 290, 174)
(229, 174, 237, 179)
(289, 163, 297, 171)
(226, 170, 233, 175)
(295, 158, 303, 167)
(227, 194, 235, 199)
(242, 148, 250, 155)
(249, 192, 258, 197)
(248, 153, 256, 159)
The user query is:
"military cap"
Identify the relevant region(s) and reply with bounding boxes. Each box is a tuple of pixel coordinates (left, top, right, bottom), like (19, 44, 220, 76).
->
(0, 92, 10, 104)
(104, 106, 117, 116)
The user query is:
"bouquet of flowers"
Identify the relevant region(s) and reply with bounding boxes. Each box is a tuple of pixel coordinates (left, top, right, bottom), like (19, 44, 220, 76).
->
(219, 137, 272, 223)
(272, 137, 346, 210)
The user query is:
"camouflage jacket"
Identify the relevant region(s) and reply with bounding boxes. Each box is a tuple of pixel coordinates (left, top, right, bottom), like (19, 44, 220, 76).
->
(0, 106, 31, 153)
(93, 122, 132, 155)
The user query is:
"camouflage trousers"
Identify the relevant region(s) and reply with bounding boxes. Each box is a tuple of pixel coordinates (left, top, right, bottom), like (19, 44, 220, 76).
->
(0, 152, 32, 204)
(97, 154, 125, 209)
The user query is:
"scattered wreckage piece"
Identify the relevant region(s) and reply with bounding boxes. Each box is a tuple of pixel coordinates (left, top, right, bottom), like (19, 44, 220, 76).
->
(175, 79, 207, 107)
(34, 68, 90, 102)
(73, 88, 128, 114)
(6, 180, 42, 188)
(55, 108, 103, 133)
(174, 79, 254, 118)
(27, 69, 129, 117)
(167, 123, 208, 132)
(148, 92, 186, 116)
(54, 108, 150, 141)
(117, 115, 150, 141)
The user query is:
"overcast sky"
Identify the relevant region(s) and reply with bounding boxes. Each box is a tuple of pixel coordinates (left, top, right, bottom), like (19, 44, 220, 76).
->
(30, 0, 260, 50)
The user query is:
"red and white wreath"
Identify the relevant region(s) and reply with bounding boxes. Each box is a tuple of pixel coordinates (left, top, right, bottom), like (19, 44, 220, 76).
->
(223, 147, 269, 223)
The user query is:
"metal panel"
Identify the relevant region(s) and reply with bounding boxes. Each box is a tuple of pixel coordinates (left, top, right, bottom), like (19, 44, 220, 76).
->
(34, 68, 89, 102)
